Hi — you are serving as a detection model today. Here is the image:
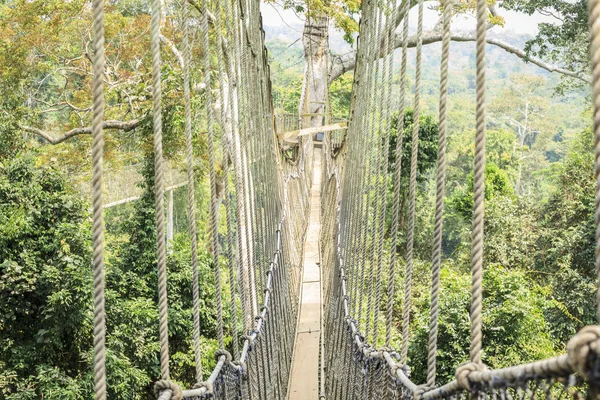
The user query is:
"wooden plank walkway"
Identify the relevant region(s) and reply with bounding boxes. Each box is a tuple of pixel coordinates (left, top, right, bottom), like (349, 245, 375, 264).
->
(288, 149, 323, 400)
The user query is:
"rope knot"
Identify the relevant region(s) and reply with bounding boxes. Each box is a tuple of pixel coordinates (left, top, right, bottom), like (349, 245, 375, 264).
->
(215, 348, 233, 363)
(233, 360, 247, 377)
(414, 384, 432, 400)
(192, 380, 214, 394)
(567, 325, 600, 380)
(390, 361, 409, 380)
(455, 362, 486, 390)
(154, 380, 183, 400)
(242, 333, 256, 350)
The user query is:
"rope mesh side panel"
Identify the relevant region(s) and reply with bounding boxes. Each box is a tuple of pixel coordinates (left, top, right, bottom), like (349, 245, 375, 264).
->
(319, 0, 600, 399)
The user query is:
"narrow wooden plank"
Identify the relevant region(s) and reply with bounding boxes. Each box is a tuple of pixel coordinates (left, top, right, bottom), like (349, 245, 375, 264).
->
(279, 122, 348, 143)
(288, 150, 323, 400)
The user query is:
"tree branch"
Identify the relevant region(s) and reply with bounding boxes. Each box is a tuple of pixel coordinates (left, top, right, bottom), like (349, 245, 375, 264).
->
(21, 119, 142, 145)
(330, 30, 589, 84)
(160, 34, 184, 69)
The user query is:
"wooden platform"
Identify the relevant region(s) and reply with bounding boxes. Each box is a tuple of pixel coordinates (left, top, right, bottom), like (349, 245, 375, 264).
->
(288, 150, 323, 400)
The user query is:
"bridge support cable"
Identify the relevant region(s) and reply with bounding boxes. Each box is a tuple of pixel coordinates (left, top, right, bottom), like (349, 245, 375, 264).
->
(90, 0, 107, 398)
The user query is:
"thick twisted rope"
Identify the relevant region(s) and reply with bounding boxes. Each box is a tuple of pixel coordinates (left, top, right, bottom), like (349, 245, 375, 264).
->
(182, 0, 202, 382)
(203, 0, 224, 350)
(427, 0, 453, 387)
(401, 0, 424, 366)
(90, 0, 106, 398)
(373, 0, 395, 346)
(365, 0, 385, 344)
(470, 0, 487, 366)
(590, 0, 600, 322)
(387, 0, 410, 349)
(220, 0, 241, 361)
(151, 0, 170, 379)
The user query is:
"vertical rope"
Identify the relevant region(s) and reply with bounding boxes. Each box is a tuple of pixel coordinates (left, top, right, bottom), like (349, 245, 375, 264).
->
(219, 0, 241, 360)
(151, 0, 170, 379)
(374, 0, 395, 347)
(203, 0, 224, 350)
(90, 0, 106, 398)
(590, 0, 600, 322)
(470, 0, 487, 366)
(386, 0, 410, 349)
(182, 0, 202, 382)
(401, 0, 424, 366)
(224, 156, 240, 359)
(427, 0, 452, 387)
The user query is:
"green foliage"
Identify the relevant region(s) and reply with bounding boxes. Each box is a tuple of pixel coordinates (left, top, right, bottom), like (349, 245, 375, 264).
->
(329, 74, 353, 119)
(536, 129, 597, 343)
(500, 0, 588, 92)
(0, 150, 220, 398)
(266, 0, 360, 43)
(409, 265, 556, 384)
(0, 154, 92, 398)
(388, 109, 439, 183)
(450, 163, 514, 220)
(386, 109, 439, 257)
(104, 156, 220, 399)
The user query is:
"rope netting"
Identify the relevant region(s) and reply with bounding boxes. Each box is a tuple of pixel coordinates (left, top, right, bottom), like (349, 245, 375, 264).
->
(89, 0, 313, 399)
(320, 0, 600, 399)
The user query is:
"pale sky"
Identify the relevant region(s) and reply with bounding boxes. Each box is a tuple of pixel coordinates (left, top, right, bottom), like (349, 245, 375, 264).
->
(260, 1, 556, 41)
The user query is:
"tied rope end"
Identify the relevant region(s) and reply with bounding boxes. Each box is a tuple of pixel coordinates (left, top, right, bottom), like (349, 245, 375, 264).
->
(154, 380, 183, 400)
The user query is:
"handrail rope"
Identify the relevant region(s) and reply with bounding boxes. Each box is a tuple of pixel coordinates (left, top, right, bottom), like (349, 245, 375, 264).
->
(367, 0, 388, 347)
(221, 0, 241, 362)
(90, 0, 107, 398)
(177, 221, 285, 398)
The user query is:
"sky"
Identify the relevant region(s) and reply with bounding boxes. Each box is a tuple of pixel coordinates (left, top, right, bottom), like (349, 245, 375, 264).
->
(260, 1, 556, 42)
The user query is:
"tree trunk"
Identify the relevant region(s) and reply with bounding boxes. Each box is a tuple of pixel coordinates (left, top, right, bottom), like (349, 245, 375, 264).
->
(299, 14, 330, 129)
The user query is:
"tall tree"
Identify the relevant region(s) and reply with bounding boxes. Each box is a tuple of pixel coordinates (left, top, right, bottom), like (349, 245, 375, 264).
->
(266, 0, 589, 128)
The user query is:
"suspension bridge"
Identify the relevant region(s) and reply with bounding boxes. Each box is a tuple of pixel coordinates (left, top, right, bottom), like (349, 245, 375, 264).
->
(45, 0, 600, 398)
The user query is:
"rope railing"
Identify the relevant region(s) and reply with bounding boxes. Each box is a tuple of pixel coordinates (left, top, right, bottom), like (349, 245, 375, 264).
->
(85, 0, 312, 399)
(321, 0, 600, 398)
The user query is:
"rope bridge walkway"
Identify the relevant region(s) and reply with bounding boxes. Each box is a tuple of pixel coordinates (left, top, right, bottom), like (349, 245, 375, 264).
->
(52, 0, 600, 398)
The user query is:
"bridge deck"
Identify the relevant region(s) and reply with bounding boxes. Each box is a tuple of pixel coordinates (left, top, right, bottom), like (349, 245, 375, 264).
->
(288, 149, 323, 400)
